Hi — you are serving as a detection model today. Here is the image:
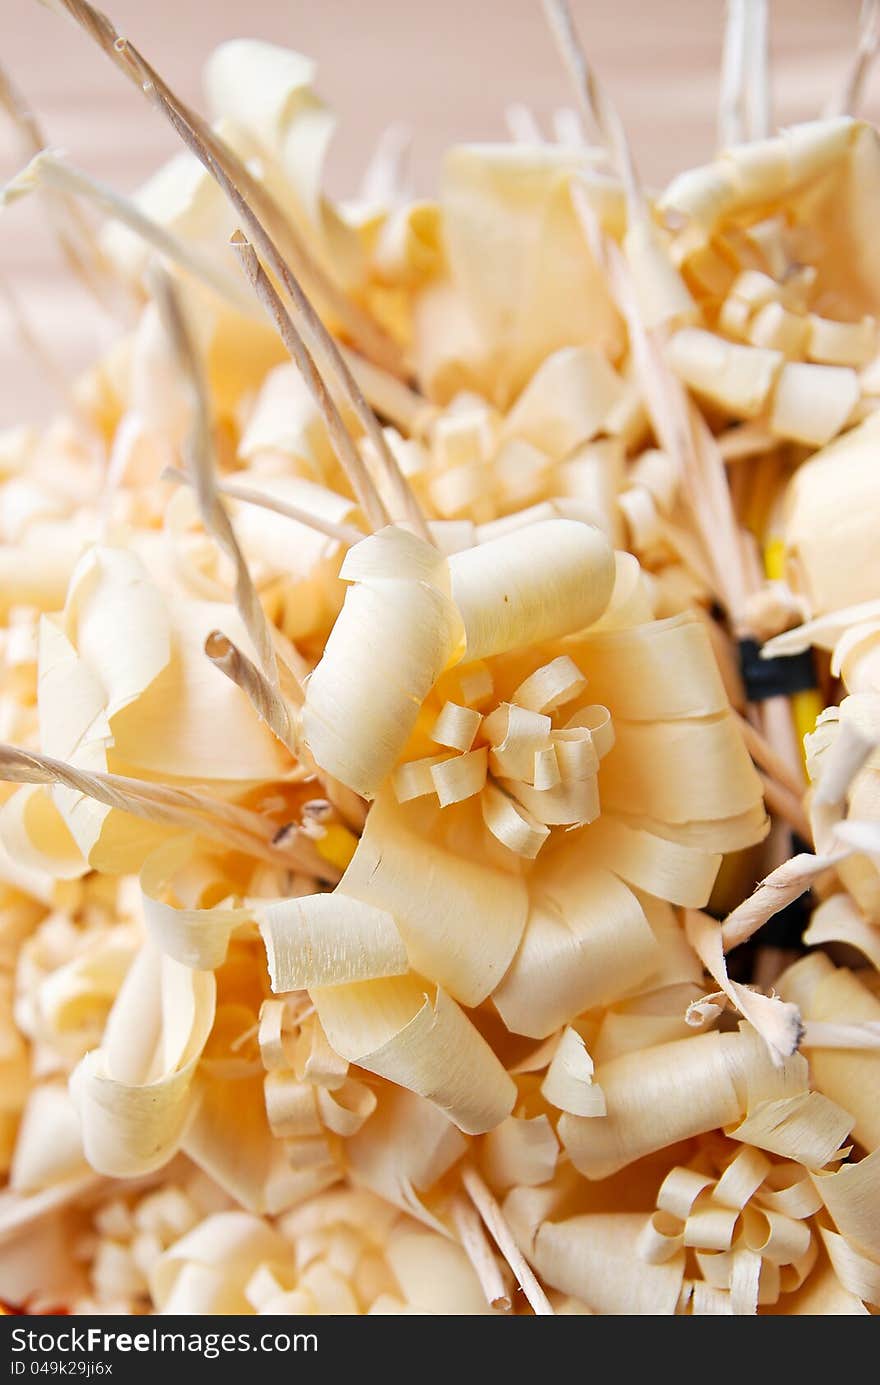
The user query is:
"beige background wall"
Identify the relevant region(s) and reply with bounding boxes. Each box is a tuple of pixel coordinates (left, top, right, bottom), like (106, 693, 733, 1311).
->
(0, 0, 874, 424)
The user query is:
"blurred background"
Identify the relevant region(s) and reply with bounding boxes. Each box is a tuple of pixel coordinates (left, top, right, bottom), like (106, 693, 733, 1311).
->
(0, 0, 875, 425)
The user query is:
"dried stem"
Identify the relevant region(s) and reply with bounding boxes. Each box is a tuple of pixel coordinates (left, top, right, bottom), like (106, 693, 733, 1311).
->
(826, 0, 880, 117)
(0, 275, 77, 413)
(747, 0, 771, 140)
(340, 346, 436, 438)
(735, 712, 807, 797)
(505, 102, 545, 144)
(230, 233, 390, 533)
(163, 466, 365, 549)
(359, 121, 413, 206)
(205, 630, 298, 746)
(130, 43, 426, 534)
(720, 850, 845, 952)
(717, 422, 778, 462)
(0, 62, 122, 314)
(450, 1191, 511, 1312)
(0, 1175, 104, 1244)
(553, 15, 756, 638)
(719, 0, 748, 146)
(48, 0, 404, 374)
(48, 0, 433, 542)
(719, 1, 771, 147)
(150, 265, 283, 691)
(460, 1165, 554, 1316)
(758, 771, 812, 846)
(2, 151, 253, 315)
(0, 742, 334, 877)
(541, 0, 643, 224)
(574, 186, 752, 627)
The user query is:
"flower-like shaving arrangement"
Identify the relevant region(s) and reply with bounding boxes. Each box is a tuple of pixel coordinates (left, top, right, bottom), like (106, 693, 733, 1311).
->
(393, 655, 612, 860)
(639, 1137, 822, 1315)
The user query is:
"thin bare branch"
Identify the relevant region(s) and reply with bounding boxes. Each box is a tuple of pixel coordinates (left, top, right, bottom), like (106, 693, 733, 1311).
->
(460, 1165, 554, 1316)
(721, 850, 846, 952)
(150, 265, 283, 691)
(205, 630, 298, 746)
(758, 771, 812, 846)
(230, 232, 391, 533)
(163, 466, 365, 548)
(48, 0, 405, 375)
(573, 185, 753, 627)
(826, 0, 880, 117)
(0, 274, 78, 413)
(0, 742, 335, 877)
(541, 0, 643, 222)
(1, 150, 253, 314)
(46, 0, 433, 538)
(340, 346, 436, 438)
(736, 712, 806, 798)
(0, 61, 123, 314)
(719, 1, 771, 146)
(450, 1192, 511, 1312)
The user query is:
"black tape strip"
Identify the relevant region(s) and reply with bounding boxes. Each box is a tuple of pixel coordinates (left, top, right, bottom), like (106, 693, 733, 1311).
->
(738, 637, 816, 703)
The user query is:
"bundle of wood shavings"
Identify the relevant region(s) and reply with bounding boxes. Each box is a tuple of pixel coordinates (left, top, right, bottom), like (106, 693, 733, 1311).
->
(0, 0, 879, 1316)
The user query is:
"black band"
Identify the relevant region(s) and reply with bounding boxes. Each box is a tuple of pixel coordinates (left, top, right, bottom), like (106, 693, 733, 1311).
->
(738, 637, 816, 703)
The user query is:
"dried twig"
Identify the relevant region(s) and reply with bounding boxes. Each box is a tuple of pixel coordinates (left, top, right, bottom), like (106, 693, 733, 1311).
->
(0, 742, 334, 876)
(758, 772, 812, 846)
(0, 274, 77, 412)
(541, 0, 642, 222)
(719, 0, 749, 146)
(205, 630, 298, 745)
(0, 62, 122, 313)
(719, 0, 771, 148)
(746, 0, 771, 139)
(48, 0, 433, 543)
(460, 1165, 554, 1316)
(340, 346, 436, 438)
(230, 233, 390, 533)
(2, 150, 253, 314)
(0, 1175, 104, 1244)
(358, 121, 413, 206)
(47, 0, 403, 373)
(720, 850, 846, 952)
(150, 265, 284, 692)
(736, 711, 806, 798)
(505, 102, 545, 144)
(450, 1192, 511, 1312)
(826, 0, 880, 117)
(574, 188, 753, 627)
(546, 1, 756, 635)
(163, 466, 365, 549)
